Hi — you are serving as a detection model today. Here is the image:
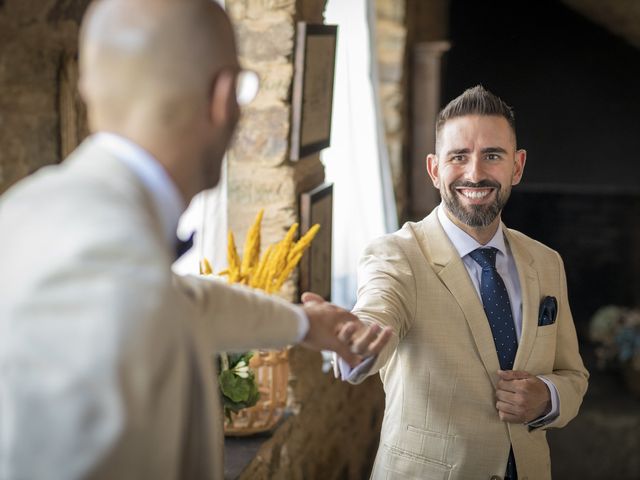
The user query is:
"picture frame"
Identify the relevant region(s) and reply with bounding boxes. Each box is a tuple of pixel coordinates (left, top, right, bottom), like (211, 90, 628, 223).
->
(290, 23, 338, 161)
(299, 183, 333, 301)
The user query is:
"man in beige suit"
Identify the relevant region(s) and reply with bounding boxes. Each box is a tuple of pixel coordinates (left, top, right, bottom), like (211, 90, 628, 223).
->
(0, 1, 378, 479)
(326, 86, 589, 479)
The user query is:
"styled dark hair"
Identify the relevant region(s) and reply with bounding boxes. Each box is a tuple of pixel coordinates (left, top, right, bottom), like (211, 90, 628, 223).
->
(435, 85, 516, 150)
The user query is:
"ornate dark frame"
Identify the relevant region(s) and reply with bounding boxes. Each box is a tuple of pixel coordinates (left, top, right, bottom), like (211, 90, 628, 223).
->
(290, 23, 338, 161)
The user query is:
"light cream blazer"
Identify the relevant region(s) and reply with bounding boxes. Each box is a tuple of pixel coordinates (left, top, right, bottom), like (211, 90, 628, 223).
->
(348, 211, 588, 480)
(0, 140, 301, 480)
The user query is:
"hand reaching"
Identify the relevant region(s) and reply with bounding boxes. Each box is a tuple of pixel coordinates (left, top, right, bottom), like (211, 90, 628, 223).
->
(301, 292, 393, 367)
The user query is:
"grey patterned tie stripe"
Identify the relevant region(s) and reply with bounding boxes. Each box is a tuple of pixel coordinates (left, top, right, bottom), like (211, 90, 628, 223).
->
(469, 247, 518, 480)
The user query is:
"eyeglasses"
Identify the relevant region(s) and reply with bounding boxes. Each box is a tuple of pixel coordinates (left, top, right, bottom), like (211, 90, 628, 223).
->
(235, 69, 259, 106)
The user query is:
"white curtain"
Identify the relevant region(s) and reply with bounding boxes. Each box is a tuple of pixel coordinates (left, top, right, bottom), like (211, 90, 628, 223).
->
(172, 159, 228, 275)
(323, 0, 398, 308)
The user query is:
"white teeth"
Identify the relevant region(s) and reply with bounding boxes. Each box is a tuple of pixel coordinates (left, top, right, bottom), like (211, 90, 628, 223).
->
(459, 189, 490, 199)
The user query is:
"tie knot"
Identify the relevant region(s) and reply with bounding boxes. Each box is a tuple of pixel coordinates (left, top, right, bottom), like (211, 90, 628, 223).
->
(469, 247, 498, 270)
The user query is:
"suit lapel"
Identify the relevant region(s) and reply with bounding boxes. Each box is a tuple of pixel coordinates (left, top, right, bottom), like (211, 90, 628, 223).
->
(419, 212, 501, 386)
(505, 229, 540, 371)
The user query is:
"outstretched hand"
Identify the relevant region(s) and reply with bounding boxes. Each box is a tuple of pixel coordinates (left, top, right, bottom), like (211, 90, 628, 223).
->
(495, 369, 551, 423)
(301, 292, 393, 368)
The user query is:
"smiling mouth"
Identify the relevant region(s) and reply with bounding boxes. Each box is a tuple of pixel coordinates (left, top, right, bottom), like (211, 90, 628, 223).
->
(455, 187, 495, 200)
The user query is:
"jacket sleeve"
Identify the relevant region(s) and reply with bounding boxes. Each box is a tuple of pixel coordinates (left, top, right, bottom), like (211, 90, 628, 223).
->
(173, 274, 303, 353)
(539, 252, 589, 429)
(340, 234, 417, 384)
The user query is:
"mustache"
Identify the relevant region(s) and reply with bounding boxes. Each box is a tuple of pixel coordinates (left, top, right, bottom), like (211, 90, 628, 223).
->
(451, 180, 500, 190)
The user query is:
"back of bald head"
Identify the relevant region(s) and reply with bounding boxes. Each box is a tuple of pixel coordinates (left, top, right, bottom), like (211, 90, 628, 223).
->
(79, 0, 237, 134)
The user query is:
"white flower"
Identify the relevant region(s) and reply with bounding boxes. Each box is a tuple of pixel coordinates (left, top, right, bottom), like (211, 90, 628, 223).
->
(232, 361, 251, 378)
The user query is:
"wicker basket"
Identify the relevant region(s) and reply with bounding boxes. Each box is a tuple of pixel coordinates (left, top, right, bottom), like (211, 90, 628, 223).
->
(223, 348, 290, 436)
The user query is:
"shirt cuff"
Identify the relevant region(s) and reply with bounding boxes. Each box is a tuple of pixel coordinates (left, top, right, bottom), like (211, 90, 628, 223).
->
(335, 354, 376, 381)
(527, 376, 560, 427)
(292, 305, 310, 343)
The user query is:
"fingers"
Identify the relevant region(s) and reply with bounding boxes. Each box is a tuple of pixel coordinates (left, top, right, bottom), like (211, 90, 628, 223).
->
(495, 389, 519, 405)
(333, 343, 361, 368)
(299, 301, 365, 368)
(351, 323, 382, 354)
(338, 325, 392, 367)
(366, 326, 393, 356)
(301, 291, 325, 305)
(496, 400, 525, 423)
(299, 298, 392, 368)
(495, 371, 551, 423)
(496, 378, 518, 393)
(337, 321, 360, 343)
(341, 323, 393, 357)
(496, 388, 526, 423)
(497, 369, 531, 381)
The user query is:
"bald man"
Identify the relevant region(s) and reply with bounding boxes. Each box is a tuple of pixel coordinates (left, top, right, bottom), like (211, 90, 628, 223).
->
(0, 1, 382, 479)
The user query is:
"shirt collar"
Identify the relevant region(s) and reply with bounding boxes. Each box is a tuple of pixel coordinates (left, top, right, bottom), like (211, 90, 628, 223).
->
(92, 132, 186, 247)
(436, 203, 507, 259)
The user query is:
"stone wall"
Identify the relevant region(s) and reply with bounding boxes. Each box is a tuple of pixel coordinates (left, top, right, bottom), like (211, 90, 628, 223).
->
(374, 0, 408, 220)
(225, 0, 385, 478)
(0, 0, 89, 195)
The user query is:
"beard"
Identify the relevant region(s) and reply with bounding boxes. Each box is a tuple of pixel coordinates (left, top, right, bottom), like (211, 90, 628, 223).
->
(441, 179, 511, 228)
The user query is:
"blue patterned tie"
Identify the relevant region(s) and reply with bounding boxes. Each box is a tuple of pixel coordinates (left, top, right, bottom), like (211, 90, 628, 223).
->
(469, 247, 517, 370)
(469, 247, 518, 480)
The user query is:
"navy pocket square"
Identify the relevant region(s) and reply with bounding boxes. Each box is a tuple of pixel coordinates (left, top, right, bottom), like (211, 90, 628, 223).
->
(538, 296, 558, 326)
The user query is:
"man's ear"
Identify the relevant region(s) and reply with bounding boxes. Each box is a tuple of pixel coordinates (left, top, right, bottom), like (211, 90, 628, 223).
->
(512, 149, 527, 185)
(209, 68, 237, 127)
(426, 154, 440, 188)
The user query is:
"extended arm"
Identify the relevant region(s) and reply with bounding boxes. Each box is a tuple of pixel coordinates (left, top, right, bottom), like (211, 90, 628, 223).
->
(331, 235, 417, 384)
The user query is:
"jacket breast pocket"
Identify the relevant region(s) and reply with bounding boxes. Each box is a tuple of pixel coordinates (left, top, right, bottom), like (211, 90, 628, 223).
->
(380, 444, 451, 480)
(536, 322, 558, 337)
(529, 324, 558, 372)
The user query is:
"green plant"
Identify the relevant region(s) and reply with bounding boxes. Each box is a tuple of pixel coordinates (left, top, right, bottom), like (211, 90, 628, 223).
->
(217, 352, 260, 420)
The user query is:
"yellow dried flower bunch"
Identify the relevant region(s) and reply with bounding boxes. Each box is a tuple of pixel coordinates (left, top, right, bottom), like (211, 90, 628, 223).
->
(200, 209, 320, 294)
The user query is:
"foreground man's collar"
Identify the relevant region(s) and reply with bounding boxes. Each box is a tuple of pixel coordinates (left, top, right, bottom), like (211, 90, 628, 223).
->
(93, 132, 186, 249)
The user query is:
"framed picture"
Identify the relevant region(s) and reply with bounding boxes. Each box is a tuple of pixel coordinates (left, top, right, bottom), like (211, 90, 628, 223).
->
(299, 183, 333, 301)
(290, 23, 338, 161)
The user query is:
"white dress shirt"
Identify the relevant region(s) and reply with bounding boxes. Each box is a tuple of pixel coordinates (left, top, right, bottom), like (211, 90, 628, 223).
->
(92, 133, 309, 342)
(340, 205, 559, 426)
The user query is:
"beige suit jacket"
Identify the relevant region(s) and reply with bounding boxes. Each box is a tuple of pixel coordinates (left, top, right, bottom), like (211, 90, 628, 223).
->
(0, 140, 301, 479)
(348, 210, 588, 480)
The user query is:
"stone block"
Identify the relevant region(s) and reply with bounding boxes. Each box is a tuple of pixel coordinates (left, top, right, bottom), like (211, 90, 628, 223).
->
(376, 20, 407, 62)
(230, 104, 290, 167)
(227, 0, 296, 21)
(375, 0, 406, 23)
(235, 15, 295, 63)
(0, 26, 66, 193)
(377, 59, 403, 83)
